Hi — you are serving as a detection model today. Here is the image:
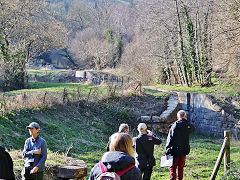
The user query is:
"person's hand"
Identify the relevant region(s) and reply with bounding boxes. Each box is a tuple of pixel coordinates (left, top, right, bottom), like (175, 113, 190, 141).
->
(166, 155, 168, 160)
(33, 148, 41, 155)
(147, 130, 152, 136)
(30, 166, 39, 174)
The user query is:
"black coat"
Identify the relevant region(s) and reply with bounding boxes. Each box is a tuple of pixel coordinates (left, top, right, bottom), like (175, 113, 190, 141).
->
(165, 118, 195, 157)
(134, 133, 162, 167)
(89, 151, 142, 180)
(0, 146, 15, 180)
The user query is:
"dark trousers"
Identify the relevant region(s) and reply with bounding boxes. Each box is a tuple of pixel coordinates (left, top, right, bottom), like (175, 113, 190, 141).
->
(139, 165, 153, 180)
(22, 167, 43, 180)
(169, 156, 186, 180)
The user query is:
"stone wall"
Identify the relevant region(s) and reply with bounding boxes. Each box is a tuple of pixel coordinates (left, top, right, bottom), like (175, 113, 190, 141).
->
(140, 93, 178, 134)
(178, 92, 240, 137)
(74, 71, 129, 85)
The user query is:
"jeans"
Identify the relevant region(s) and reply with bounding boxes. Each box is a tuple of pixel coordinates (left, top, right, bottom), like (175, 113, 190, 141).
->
(169, 156, 186, 180)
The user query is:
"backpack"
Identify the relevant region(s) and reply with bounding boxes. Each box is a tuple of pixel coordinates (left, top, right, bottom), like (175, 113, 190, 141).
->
(97, 172, 121, 180)
(97, 161, 135, 180)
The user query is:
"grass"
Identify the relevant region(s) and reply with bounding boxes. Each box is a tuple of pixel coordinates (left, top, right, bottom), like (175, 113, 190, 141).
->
(3, 106, 240, 180)
(151, 135, 240, 180)
(147, 78, 240, 95)
(1, 82, 240, 179)
(0, 82, 169, 179)
(2, 82, 95, 96)
(27, 69, 72, 75)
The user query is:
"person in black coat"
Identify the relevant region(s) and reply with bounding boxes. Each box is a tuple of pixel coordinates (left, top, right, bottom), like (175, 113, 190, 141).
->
(0, 145, 15, 180)
(133, 123, 162, 180)
(165, 110, 195, 180)
(89, 133, 142, 180)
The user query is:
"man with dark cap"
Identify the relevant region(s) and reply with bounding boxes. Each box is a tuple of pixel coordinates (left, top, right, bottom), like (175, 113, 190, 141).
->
(0, 145, 15, 180)
(165, 110, 195, 180)
(134, 123, 162, 180)
(106, 123, 129, 151)
(22, 122, 47, 180)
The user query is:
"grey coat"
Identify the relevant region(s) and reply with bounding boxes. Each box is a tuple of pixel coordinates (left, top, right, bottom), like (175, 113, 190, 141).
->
(89, 151, 142, 180)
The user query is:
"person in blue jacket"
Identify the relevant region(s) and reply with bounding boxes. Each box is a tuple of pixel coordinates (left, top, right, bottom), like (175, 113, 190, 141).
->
(22, 122, 47, 180)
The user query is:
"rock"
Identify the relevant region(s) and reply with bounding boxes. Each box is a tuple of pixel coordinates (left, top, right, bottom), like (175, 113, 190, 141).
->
(231, 100, 240, 108)
(56, 164, 88, 180)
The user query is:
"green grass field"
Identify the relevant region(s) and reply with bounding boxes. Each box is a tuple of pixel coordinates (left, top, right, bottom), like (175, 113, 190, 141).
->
(147, 78, 240, 97)
(0, 82, 239, 179)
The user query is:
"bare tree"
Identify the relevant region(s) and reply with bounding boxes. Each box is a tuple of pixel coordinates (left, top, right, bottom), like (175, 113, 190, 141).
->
(69, 28, 117, 70)
(0, 0, 67, 90)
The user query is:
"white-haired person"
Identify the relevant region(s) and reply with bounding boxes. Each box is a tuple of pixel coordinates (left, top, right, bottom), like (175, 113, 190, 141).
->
(165, 110, 195, 180)
(134, 123, 162, 180)
(106, 123, 129, 151)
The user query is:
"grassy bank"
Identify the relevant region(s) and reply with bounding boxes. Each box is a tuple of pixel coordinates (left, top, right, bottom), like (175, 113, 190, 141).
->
(0, 83, 169, 179)
(147, 78, 240, 96)
(1, 82, 239, 179)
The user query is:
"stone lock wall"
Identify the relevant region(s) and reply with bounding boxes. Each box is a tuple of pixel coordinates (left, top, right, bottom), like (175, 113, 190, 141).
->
(178, 92, 240, 137)
(140, 94, 179, 134)
(139, 91, 240, 137)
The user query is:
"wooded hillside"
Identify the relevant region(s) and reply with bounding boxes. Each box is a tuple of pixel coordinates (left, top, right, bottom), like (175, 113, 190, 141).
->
(1, 0, 240, 90)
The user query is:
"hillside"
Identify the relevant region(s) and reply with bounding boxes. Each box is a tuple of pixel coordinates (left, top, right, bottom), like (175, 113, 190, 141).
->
(0, 82, 169, 179)
(0, 83, 240, 179)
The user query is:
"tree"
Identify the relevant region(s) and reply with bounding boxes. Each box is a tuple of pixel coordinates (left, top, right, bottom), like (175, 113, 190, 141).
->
(121, 0, 215, 86)
(0, 0, 67, 90)
(69, 28, 117, 70)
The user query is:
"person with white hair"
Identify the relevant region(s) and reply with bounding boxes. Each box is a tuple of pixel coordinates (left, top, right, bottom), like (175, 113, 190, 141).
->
(165, 110, 195, 180)
(133, 123, 162, 180)
(106, 123, 129, 151)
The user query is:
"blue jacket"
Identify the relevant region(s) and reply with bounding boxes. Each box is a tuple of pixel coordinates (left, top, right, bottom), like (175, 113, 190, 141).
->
(23, 136, 47, 172)
(165, 118, 195, 157)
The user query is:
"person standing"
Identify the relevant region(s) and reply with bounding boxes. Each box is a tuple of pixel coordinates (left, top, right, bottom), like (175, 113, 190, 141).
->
(22, 122, 47, 180)
(106, 123, 129, 151)
(89, 133, 142, 180)
(165, 110, 195, 180)
(134, 123, 162, 180)
(0, 145, 15, 180)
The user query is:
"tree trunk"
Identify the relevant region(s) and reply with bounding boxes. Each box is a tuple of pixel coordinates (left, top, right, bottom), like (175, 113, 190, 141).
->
(175, 0, 189, 86)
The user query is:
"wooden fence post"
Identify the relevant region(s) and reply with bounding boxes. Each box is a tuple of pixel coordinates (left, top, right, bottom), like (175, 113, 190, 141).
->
(224, 130, 230, 172)
(87, 88, 92, 102)
(63, 88, 68, 104)
(43, 92, 47, 104)
(210, 131, 230, 180)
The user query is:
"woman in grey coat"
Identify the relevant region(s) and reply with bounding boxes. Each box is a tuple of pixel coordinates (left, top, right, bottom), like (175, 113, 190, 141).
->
(89, 133, 142, 180)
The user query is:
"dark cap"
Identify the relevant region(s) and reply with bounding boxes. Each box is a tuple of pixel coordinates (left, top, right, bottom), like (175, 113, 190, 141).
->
(26, 122, 40, 129)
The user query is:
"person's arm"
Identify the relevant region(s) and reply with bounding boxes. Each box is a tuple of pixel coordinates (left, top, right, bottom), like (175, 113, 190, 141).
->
(36, 140, 47, 168)
(147, 130, 161, 144)
(151, 133, 162, 145)
(187, 123, 195, 134)
(89, 163, 100, 180)
(23, 139, 34, 158)
(165, 125, 175, 155)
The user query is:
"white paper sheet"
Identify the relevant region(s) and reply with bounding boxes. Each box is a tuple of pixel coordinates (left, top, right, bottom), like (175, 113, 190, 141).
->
(160, 156, 173, 167)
